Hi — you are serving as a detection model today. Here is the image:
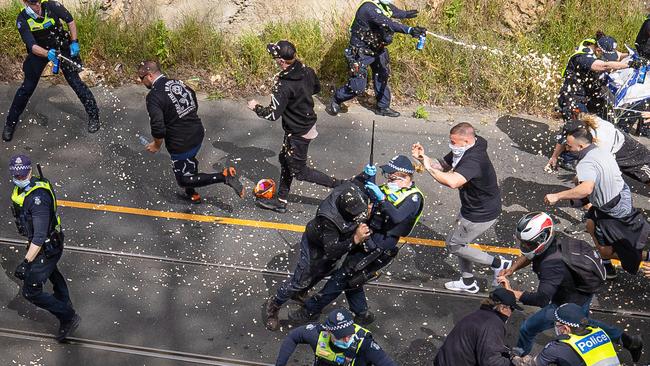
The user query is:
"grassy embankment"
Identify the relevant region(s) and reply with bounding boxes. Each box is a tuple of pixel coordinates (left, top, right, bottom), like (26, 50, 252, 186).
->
(0, 0, 644, 115)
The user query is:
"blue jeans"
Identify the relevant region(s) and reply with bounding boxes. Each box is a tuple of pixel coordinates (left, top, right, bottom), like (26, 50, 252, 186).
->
(517, 299, 623, 355)
(273, 234, 336, 306)
(22, 250, 75, 322)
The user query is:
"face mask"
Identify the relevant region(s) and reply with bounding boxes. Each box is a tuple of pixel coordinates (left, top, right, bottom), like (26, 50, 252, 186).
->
(554, 325, 564, 336)
(333, 335, 357, 349)
(386, 182, 400, 192)
(24, 5, 40, 19)
(449, 142, 475, 168)
(13, 177, 30, 189)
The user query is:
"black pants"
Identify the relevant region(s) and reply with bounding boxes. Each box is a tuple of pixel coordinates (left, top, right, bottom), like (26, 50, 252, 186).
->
(334, 47, 391, 109)
(171, 146, 226, 195)
(22, 249, 75, 323)
(6, 53, 99, 126)
(616, 134, 650, 183)
(277, 134, 338, 200)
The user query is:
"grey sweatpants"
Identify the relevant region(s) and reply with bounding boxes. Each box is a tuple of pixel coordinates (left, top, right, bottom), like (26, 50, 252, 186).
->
(445, 214, 497, 276)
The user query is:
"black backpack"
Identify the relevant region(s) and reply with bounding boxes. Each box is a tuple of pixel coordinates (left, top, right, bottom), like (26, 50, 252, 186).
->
(559, 238, 607, 294)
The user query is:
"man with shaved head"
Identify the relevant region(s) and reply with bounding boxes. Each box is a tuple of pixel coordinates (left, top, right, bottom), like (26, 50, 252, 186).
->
(413, 122, 507, 293)
(138, 60, 244, 203)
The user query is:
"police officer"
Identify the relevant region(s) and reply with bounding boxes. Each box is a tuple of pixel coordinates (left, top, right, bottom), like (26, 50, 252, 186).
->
(512, 303, 621, 366)
(498, 212, 643, 362)
(3, 0, 100, 142)
(290, 156, 423, 324)
(9, 155, 80, 342)
(139, 60, 244, 203)
(248, 40, 341, 213)
(263, 182, 371, 331)
(635, 2, 650, 58)
(557, 32, 631, 123)
(275, 308, 397, 366)
(327, 0, 426, 118)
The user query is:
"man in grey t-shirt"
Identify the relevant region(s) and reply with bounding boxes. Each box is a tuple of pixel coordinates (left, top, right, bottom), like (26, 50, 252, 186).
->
(544, 128, 641, 276)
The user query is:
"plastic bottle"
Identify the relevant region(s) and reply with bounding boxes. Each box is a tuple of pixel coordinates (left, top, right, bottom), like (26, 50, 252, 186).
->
(52, 60, 59, 75)
(136, 134, 149, 146)
(638, 64, 647, 84)
(416, 35, 426, 51)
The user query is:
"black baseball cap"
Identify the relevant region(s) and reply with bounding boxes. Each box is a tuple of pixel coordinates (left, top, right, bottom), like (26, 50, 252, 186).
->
(266, 40, 296, 61)
(380, 155, 415, 175)
(490, 288, 523, 311)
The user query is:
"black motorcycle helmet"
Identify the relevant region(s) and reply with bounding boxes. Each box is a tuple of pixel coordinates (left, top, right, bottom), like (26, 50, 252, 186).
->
(336, 184, 369, 223)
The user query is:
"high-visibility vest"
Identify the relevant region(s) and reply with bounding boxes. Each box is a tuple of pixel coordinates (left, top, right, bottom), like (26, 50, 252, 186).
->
(315, 325, 369, 365)
(350, 0, 393, 31)
(11, 178, 61, 235)
(561, 38, 597, 77)
(559, 327, 620, 366)
(379, 184, 424, 236)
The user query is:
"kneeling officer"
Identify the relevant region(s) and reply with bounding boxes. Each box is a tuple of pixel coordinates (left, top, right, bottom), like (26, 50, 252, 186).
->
(10, 155, 80, 342)
(275, 308, 397, 366)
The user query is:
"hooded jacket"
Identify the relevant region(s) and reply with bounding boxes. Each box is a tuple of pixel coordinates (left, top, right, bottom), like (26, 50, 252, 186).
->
(254, 61, 321, 136)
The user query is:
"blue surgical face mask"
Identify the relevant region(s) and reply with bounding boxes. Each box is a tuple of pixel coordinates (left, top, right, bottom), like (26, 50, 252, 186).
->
(13, 177, 31, 189)
(24, 5, 40, 19)
(386, 182, 400, 192)
(333, 335, 357, 349)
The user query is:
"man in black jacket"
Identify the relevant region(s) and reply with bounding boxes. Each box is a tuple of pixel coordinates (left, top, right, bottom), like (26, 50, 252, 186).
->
(263, 182, 371, 331)
(3, 0, 100, 142)
(636, 3, 650, 58)
(138, 61, 244, 202)
(498, 212, 642, 360)
(248, 40, 341, 213)
(433, 288, 521, 366)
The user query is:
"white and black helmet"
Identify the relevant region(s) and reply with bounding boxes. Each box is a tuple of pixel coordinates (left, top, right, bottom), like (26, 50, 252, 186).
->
(515, 212, 555, 259)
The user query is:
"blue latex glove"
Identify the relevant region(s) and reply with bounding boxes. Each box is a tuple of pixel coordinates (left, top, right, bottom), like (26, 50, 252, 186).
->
(364, 164, 377, 177)
(47, 49, 58, 62)
(70, 41, 80, 57)
(365, 182, 385, 202)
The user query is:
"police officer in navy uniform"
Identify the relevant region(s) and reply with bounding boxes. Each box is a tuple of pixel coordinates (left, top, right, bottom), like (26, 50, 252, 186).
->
(290, 156, 423, 325)
(275, 308, 397, 366)
(9, 155, 80, 342)
(263, 182, 371, 331)
(3, 0, 100, 142)
(327, 0, 426, 118)
(512, 303, 621, 366)
(557, 32, 630, 123)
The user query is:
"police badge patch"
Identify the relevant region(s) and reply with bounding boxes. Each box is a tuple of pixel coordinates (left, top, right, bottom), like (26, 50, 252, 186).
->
(34, 197, 41, 205)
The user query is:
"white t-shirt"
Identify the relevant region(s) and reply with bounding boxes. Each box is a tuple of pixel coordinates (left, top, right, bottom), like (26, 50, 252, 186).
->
(590, 117, 625, 154)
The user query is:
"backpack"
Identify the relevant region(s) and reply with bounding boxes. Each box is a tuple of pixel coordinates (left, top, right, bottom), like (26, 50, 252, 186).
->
(559, 238, 606, 294)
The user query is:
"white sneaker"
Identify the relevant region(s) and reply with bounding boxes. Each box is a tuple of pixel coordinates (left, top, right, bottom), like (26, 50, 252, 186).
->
(445, 278, 479, 294)
(492, 256, 512, 287)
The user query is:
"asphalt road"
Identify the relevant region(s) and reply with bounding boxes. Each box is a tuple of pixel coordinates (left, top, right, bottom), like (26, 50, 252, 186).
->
(0, 82, 648, 365)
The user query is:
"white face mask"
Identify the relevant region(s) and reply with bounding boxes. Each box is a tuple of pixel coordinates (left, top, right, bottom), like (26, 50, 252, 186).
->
(24, 5, 40, 19)
(13, 177, 31, 189)
(449, 142, 475, 168)
(386, 182, 400, 192)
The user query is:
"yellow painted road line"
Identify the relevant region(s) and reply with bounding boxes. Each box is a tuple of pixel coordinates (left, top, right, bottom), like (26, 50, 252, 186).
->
(58, 199, 523, 255)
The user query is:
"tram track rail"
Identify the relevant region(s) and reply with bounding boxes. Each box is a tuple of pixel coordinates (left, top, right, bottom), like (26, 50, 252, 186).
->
(1, 237, 649, 320)
(0, 327, 272, 366)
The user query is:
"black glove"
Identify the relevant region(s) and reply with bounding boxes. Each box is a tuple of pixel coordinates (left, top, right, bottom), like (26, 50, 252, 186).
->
(409, 26, 427, 38)
(629, 59, 645, 69)
(14, 260, 29, 280)
(403, 9, 418, 18)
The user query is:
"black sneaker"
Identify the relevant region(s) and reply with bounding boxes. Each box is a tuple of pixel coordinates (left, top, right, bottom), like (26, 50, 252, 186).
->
(2, 122, 16, 142)
(222, 167, 245, 198)
(326, 99, 341, 116)
(87, 119, 100, 133)
(623, 333, 643, 362)
(256, 197, 287, 213)
(604, 262, 618, 280)
(374, 107, 400, 117)
(56, 314, 81, 342)
(354, 311, 375, 326)
(288, 307, 319, 324)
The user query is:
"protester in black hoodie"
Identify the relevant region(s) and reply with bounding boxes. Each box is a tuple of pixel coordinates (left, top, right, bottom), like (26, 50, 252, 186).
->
(248, 40, 341, 213)
(433, 288, 521, 366)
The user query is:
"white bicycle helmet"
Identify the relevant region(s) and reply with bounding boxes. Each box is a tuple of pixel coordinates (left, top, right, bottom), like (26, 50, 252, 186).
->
(515, 212, 555, 259)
